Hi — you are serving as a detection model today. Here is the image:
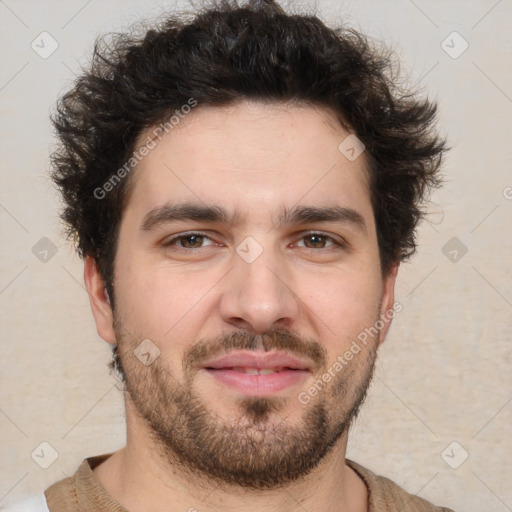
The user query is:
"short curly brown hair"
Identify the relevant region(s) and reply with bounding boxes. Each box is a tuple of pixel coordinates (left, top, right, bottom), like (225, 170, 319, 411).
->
(51, 0, 446, 307)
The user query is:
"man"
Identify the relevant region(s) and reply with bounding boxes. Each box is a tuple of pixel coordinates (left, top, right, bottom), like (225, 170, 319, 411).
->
(6, 0, 452, 510)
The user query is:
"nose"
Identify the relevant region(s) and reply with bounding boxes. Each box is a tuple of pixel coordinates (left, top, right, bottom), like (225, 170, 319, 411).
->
(219, 245, 300, 334)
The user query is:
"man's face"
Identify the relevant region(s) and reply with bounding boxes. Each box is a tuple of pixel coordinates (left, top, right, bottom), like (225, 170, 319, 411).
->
(92, 101, 397, 488)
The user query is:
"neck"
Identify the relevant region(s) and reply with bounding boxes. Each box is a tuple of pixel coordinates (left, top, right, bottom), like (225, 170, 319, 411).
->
(93, 404, 368, 512)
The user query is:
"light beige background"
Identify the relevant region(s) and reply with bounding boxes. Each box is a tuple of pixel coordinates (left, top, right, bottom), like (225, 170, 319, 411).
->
(1, 0, 511, 510)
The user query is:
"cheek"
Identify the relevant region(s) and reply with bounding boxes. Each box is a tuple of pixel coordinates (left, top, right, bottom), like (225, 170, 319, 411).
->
(115, 254, 219, 341)
(300, 268, 382, 346)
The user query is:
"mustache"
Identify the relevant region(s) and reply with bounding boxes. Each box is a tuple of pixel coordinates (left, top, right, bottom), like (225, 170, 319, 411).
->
(183, 327, 328, 374)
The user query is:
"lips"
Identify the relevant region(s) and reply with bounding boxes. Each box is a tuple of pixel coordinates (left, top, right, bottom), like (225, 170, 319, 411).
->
(202, 351, 311, 372)
(201, 351, 312, 396)
(230, 367, 288, 375)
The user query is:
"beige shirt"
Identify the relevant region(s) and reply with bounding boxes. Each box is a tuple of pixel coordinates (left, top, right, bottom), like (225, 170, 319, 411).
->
(44, 454, 455, 511)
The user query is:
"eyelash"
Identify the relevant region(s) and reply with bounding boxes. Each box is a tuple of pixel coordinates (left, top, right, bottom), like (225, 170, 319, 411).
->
(162, 231, 347, 251)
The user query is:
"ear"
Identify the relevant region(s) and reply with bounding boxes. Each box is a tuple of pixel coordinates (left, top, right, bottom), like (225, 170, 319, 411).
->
(83, 255, 116, 344)
(377, 262, 400, 347)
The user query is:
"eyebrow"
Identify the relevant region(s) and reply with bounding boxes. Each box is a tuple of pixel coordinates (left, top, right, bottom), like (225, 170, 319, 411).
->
(141, 202, 367, 234)
(279, 205, 367, 234)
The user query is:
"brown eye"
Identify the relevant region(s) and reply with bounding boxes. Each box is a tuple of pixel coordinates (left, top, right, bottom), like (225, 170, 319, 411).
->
(297, 232, 339, 249)
(302, 234, 329, 248)
(178, 234, 205, 248)
(163, 232, 215, 249)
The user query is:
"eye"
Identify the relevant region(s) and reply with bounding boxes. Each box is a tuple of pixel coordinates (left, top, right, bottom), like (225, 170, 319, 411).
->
(163, 232, 216, 249)
(295, 232, 345, 250)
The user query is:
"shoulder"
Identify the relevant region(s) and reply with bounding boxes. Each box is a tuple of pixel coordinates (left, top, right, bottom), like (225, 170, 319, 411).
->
(1, 493, 49, 512)
(346, 459, 456, 512)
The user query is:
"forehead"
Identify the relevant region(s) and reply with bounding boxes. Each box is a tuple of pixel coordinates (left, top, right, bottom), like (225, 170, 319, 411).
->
(124, 101, 373, 226)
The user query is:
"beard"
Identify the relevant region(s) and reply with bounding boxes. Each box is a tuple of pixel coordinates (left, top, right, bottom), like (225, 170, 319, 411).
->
(111, 322, 378, 490)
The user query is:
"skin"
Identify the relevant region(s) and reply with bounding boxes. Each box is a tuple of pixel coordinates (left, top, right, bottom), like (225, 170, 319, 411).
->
(84, 100, 399, 512)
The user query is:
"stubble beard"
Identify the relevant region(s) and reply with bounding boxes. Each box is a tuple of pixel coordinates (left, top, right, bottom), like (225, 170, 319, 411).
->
(112, 323, 378, 490)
